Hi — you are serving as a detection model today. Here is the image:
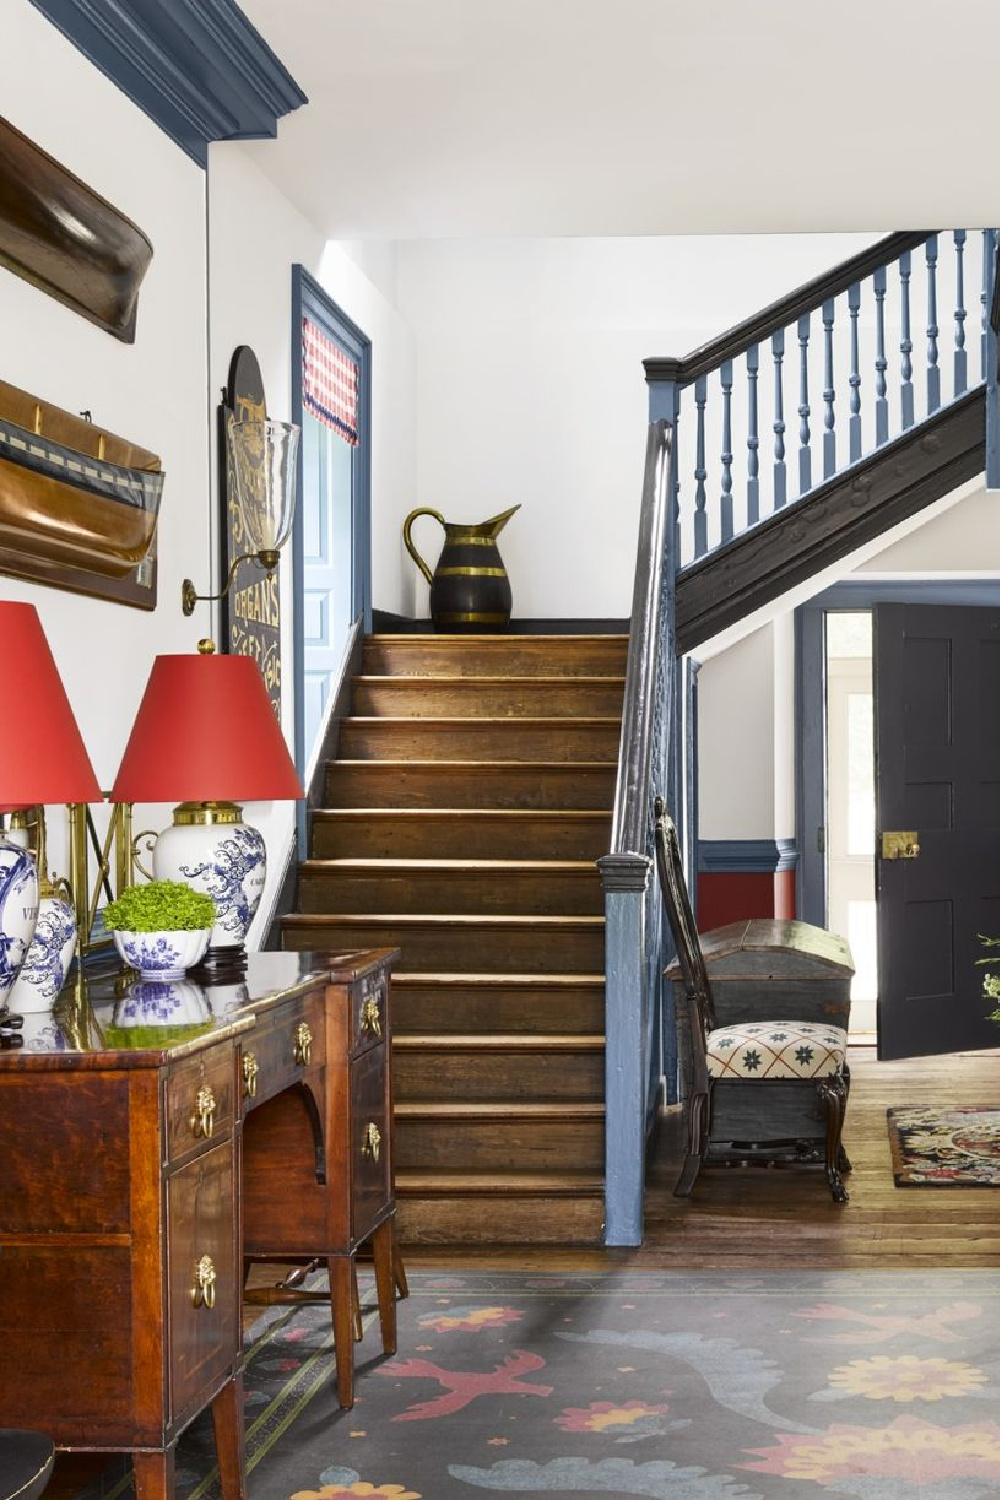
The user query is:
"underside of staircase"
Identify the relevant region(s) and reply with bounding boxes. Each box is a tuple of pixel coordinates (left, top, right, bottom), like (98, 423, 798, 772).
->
(282, 632, 627, 1246)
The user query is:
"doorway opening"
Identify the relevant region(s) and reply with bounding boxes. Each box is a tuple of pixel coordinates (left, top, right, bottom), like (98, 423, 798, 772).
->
(824, 611, 876, 1038)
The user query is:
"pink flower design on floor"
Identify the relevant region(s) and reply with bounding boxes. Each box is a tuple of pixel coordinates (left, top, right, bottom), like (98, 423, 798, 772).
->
(794, 1300, 982, 1344)
(381, 1351, 552, 1421)
(418, 1305, 523, 1333)
(292, 1484, 420, 1498)
(556, 1400, 672, 1440)
(743, 1415, 1000, 1483)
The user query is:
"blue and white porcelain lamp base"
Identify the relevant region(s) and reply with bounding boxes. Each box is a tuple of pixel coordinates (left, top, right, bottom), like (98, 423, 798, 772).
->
(150, 801, 266, 966)
(0, 830, 40, 1012)
(6, 810, 77, 1015)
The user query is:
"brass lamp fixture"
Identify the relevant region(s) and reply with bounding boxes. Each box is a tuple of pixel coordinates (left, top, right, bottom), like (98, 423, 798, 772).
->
(182, 415, 299, 616)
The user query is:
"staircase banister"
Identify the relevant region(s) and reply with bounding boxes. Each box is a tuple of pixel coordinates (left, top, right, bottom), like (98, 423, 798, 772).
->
(609, 418, 673, 859)
(644, 230, 930, 387)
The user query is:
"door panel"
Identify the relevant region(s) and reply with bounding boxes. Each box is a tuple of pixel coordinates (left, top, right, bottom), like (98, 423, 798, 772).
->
(875, 603, 1000, 1060)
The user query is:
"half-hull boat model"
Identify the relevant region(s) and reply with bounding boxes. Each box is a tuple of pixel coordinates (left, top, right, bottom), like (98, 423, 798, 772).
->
(0, 379, 163, 582)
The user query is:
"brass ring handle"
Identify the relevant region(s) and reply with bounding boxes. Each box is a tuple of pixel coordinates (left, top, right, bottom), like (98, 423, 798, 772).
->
(360, 995, 382, 1038)
(402, 507, 445, 586)
(362, 1121, 381, 1164)
(293, 1022, 313, 1067)
(191, 1254, 217, 1310)
(242, 1051, 259, 1099)
(190, 1084, 216, 1139)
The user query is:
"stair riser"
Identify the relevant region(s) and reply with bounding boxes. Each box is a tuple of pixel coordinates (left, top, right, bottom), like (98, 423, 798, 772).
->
(312, 812, 613, 860)
(340, 721, 620, 762)
(353, 680, 624, 718)
(283, 921, 605, 973)
(392, 984, 606, 1035)
(324, 763, 616, 810)
(394, 1049, 605, 1102)
(396, 1194, 604, 1246)
(395, 1117, 605, 1172)
(364, 638, 628, 679)
(297, 868, 604, 917)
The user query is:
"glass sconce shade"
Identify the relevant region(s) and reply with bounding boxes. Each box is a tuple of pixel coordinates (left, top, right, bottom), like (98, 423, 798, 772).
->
(226, 417, 300, 558)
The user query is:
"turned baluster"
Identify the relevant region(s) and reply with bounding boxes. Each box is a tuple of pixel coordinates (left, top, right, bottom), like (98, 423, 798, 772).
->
(797, 313, 811, 495)
(874, 265, 888, 446)
(848, 282, 862, 463)
(982, 228, 995, 381)
(772, 329, 787, 510)
(899, 250, 914, 429)
(747, 343, 760, 527)
(822, 300, 835, 480)
(693, 376, 708, 559)
(720, 360, 734, 544)
(926, 234, 940, 414)
(954, 230, 968, 396)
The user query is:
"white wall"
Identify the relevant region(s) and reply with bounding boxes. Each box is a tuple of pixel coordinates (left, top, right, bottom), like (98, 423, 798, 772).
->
(697, 625, 776, 841)
(0, 1, 210, 878)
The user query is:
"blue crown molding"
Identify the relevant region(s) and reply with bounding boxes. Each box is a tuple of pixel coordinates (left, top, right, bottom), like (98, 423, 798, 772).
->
(29, 0, 307, 168)
(699, 838, 799, 875)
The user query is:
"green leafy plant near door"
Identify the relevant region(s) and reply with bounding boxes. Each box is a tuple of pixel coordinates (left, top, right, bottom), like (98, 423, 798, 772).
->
(976, 934, 1000, 1020)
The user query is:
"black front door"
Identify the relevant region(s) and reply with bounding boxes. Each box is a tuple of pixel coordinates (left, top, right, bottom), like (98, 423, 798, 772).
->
(875, 603, 1000, 1060)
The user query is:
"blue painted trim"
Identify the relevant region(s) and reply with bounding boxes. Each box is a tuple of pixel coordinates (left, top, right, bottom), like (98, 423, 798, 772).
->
(291, 265, 372, 857)
(698, 838, 798, 875)
(29, 0, 307, 168)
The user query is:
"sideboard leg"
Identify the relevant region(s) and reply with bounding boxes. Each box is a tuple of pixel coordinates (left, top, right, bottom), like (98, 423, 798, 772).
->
(212, 1375, 247, 1500)
(133, 1448, 176, 1500)
(329, 1255, 355, 1409)
(392, 1222, 409, 1300)
(371, 1219, 397, 1357)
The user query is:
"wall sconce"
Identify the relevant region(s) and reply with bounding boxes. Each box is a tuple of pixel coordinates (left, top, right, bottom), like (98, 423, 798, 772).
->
(182, 416, 299, 616)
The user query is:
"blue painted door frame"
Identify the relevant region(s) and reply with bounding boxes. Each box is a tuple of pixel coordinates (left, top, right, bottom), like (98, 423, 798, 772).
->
(291, 265, 372, 853)
(796, 579, 1000, 926)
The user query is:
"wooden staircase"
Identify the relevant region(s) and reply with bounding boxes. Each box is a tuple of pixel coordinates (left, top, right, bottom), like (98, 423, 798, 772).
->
(282, 632, 626, 1245)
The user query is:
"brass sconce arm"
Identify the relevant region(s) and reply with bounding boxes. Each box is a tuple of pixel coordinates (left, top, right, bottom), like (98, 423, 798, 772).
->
(182, 549, 280, 616)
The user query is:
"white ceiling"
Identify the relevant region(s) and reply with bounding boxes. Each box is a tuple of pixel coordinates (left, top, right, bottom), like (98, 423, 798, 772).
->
(238, 0, 1000, 239)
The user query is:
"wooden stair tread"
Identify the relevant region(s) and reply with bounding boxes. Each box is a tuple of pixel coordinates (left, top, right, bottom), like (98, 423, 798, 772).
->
(395, 1101, 605, 1119)
(314, 808, 612, 819)
(300, 858, 600, 873)
(394, 1034, 605, 1051)
(396, 1170, 605, 1195)
(326, 758, 617, 769)
(285, 913, 604, 927)
(393, 973, 604, 986)
(354, 674, 626, 687)
(369, 633, 626, 643)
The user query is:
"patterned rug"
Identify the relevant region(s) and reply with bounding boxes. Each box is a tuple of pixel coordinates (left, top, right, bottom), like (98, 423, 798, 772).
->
(79, 1270, 1000, 1500)
(887, 1105, 1000, 1186)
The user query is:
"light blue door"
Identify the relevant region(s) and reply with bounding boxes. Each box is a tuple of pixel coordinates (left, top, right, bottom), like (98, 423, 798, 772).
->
(301, 411, 355, 760)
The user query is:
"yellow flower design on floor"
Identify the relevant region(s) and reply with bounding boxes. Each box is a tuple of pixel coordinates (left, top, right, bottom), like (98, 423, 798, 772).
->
(292, 1484, 420, 1499)
(419, 1305, 522, 1333)
(827, 1354, 988, 1402)
(744, 1415, 1000, 1483)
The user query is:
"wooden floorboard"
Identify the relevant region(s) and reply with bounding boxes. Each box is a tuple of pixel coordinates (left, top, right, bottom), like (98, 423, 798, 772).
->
(406, 1046, 1000, 1271)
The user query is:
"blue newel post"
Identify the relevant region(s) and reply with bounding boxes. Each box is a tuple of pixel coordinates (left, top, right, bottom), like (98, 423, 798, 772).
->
(985, 230, 1000, 490)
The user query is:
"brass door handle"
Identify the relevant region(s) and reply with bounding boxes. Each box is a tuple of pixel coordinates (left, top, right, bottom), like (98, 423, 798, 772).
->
(293, 1022, 313, 1067)
(360, 995, 382, 1038)
(362, 1121, 381, 1164)
(242, 1051, 259, 1099)
(881, 830, 921, 861)
(190, 1084, 216, 1139)
(191, 1254, 217, 1310)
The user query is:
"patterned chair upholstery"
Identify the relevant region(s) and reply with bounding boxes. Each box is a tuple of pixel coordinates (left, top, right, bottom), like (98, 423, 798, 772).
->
(653, 797, 852, 1204)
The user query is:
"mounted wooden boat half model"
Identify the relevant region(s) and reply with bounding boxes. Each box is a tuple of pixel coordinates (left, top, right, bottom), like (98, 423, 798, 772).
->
(0, 379, 163, 605)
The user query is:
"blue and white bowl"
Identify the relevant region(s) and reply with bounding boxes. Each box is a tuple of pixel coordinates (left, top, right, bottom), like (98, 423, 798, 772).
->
(114, 978, 212, 1028)
(113, 927, 211, 981)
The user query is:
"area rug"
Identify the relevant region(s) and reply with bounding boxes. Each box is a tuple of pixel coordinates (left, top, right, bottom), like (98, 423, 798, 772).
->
(76, 1269, 1000, 1500)
(887, 1105, 1000, 1186)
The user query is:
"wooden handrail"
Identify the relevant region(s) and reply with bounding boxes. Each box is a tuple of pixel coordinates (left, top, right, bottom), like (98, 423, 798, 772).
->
(644, 231, 929, 386)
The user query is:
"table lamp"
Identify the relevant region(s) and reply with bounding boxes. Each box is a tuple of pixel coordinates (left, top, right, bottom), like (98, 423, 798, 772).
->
(0, 602, 101, 1011)
(110, 640, 303, 968)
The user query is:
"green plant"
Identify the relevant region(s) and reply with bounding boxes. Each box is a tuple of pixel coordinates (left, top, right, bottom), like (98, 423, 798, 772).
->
(976, 934, 1000, 1020)
(102, 880, 215, 933)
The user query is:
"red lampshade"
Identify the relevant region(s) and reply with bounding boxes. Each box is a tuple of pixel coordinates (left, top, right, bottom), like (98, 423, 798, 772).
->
(111, 650, 303, 804)
(0, 602, 101, 808)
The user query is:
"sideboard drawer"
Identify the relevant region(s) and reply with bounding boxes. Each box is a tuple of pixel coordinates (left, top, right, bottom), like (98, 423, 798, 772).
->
(350, 968, 387, 1059)
(240, 994, 326, 1111)
(351, 1045, 389, 1239)
(165, 1045, 235, 1166)
(167, 1139, 237, 1422)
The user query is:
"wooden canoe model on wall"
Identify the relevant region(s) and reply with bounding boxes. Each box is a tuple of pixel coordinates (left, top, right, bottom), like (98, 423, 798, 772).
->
(0, 379, 163, 609)
(0, 116, 153, 342)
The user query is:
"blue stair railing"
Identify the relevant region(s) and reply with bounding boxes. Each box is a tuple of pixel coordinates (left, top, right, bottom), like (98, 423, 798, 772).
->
(601, 230, 1000, 1248)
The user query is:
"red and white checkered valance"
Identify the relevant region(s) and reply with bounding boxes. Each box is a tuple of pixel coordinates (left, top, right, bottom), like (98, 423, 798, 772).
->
(302, 317, 359, 445)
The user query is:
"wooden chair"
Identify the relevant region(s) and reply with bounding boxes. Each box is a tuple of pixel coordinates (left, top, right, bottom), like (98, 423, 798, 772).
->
(0, 1430, 53, 1500)
(653, 797, 850, 1204)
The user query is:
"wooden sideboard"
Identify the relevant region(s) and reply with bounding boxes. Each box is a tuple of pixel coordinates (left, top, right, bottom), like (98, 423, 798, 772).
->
(0, 948, 399, 1500)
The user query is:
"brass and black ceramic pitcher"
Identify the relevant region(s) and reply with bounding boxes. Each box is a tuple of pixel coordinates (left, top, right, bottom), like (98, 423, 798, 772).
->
(403, 504, 520, 632)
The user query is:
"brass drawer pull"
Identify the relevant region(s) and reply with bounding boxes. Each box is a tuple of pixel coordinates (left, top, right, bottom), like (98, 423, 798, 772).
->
(242, 1050, 259, 1099)
(360, 995, 382, 1038)
(191, 1254, 217, 1310)
(293, 1022, 313, 1067)
(190, 1084, 216, 1139)
(362, 1121, 381, 1164)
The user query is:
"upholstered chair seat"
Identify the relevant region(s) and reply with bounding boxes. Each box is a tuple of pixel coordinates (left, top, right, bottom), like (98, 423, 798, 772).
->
(705, 1021, 848, 1081)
